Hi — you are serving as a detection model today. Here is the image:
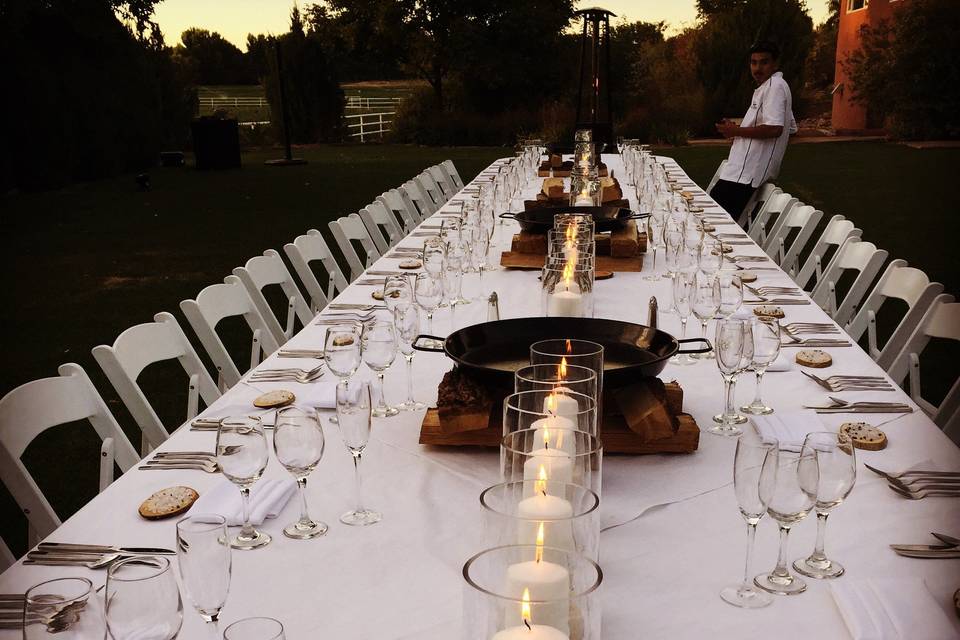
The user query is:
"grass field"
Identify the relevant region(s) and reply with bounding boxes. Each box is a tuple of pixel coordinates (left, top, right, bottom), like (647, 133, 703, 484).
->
(1, 141, 956, 554)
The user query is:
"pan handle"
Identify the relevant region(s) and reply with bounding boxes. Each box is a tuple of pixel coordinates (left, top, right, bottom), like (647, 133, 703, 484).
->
(625, 212, 651, 220)
(413, 334, 446, 352)
(677, 337, 712, 354)
(498, 212, 519, 221)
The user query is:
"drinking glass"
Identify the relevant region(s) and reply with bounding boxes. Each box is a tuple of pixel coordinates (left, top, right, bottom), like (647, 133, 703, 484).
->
(217, 417, 271, 549)
(742, 319, 781, 415)
(382, 275, 412, 314)
(663, 222, 684, 279)
(692, 272, 720, 359)
(643, 213, 664, 281)
(720, 435, 779, 608)
(361, 320, 398, 418)
(710, 319, 749, 436)
(223, 617, 285, 640)
(336, 380, 381, 526)
(718, 272, 743, 318)
(176, 514, 230, 624)
(698, 238, 723, 277)
(393, 302, 426, 411)
(323, 324, 361, 424)
(105, 556, 183, 639)
(793, 431, 856, 579)
(23, 577, 105, 639)
(445, 239, 470, 306)
(273, 407, 327, 539)
(670, 273, 696, 365)
(414, 272, 443, 334)
(754, 446, 819, 596)
(422, 237, 446, 276)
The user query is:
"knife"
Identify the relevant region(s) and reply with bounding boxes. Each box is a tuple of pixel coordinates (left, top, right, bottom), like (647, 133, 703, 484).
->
(932, 532, 960, 546)
(891, 548, 960, 559)
(37, 542, 175, 555)
(889, 544, 958, 552)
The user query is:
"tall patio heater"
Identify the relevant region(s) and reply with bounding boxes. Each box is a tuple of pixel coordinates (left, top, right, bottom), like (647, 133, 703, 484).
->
(573, 7, 615, 149)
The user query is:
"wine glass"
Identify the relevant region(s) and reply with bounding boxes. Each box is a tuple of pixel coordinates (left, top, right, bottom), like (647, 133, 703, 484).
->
(699, 238, 723, 278)
(720, 434, 779, 608)
(176, 514, 230, 625)
(718, 272, 743, 318)
(793, 431, 856, 579)
(444, 238, 470, 306)
(23, 577, 105, 639)
(754, 446, 819, 596)
(382, 275, 412, 314)
(336, 380, 381, 526)
(223, 617, 285, 640)
(273, 407, 327, 539)
(670, 273, 696, 365)
(710, 319, 750, 436)
(361, 320, 398, 418)
(742, 318, 781, 415)
(692, 272, 721, 359)
(663, 221, 684, 279)
(217, 416, 271, 549)
(414, 272, 443, 335)
(105, 556, 183, 639)
(323, 324, 362, 425)
(422, 237, 446, 277)
(393, 302, 426, 411)
(642, 213, 664, 281)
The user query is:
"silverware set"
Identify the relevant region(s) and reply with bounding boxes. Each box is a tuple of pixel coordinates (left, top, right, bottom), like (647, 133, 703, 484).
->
(865, 463, 960, 500)
(802, 396, 913, 413)
(889, 532, 960, 558)
(781, 322, 840, 337)
(802, 371, 894, 392)
(247, 363, 325, 383)
(745, 298, 812, 306)
(782, 334, 851, 347)
(315, 312, 380, 325)
(139, 450, 222, 473)
(0, 593, 88, 631)
(277, 348, 325, 358)
(744, 284, 803, 297)
(326, 303, 385, 312)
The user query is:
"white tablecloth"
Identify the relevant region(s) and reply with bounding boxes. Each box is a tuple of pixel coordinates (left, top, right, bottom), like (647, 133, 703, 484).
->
(2, 155, 958, 639)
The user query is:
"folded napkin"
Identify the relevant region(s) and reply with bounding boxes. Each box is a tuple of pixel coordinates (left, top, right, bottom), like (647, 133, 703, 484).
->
(751, 410, 823, 451)
(192, 478, 297, 526)
(764, 353, 793, 372)
(830, 578, 957, 640)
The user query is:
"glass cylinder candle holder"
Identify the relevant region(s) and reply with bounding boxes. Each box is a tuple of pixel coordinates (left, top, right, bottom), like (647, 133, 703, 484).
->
(480, 481, 600, 561)
(542, 264, 594, 318)
(503, 389, 597, 439)
(462, 544, 602, 640)
(501, 429, 603, 499)
(514, 363, 598, 403)
(529, 340, 604, 397)
(569, 173, 600, 207)
(545, 252, 596, 274)
(553, 213, 595, 233)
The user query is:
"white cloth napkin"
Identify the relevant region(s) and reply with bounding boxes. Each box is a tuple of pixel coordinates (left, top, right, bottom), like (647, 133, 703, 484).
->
(830, 578, 957, 640)
(191, 478, 297, 526)
(751, 410, 823, 451)
(764, 353, 793, 372)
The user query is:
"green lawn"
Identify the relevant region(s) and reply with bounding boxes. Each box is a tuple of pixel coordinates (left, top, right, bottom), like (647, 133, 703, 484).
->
(0, 141, 956, 555)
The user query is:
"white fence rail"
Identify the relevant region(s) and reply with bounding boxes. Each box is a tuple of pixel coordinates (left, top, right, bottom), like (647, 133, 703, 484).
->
(198, 96, 269, 110)
(345, 96, 404, 110)
(344, 111, 395, 142)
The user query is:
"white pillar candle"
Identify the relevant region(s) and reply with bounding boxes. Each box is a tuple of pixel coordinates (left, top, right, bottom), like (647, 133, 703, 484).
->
(530, 415, 576, 456)
(542, 392, 580, 423)
(516, 494, 575, 552)
(503, 562, 570, 632)
(573, 194, 593, 206)
(522, 449, 574, 498)
(492, 624, 569, 640)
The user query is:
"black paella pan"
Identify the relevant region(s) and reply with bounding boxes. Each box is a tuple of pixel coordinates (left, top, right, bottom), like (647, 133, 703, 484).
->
(499, 206, 648, 234)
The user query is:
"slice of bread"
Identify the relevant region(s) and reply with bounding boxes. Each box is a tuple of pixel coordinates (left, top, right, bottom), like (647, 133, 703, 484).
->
(839, 422, 887, 451)
(796, 349, 832, 368)
(138, 486, 199, 520)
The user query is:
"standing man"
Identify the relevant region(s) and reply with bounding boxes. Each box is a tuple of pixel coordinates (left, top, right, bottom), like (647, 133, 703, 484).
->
(709, 41, 797, 225)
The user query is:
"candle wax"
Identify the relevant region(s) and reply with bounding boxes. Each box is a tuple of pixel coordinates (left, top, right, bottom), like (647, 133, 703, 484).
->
(491, 624, 569, 640)
(541, 393, 580, 423)
(522, 448, 574, 497)
(504, 560, 571, 632)
(530, 415, 576, 456)
(516, 493, 575, 552)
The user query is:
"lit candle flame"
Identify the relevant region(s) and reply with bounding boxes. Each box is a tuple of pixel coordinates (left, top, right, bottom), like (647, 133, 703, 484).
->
(562, 259, 574, 288)
(536, 465, 548, 496)
(535, 522, 545, 563)
(522, 588, 532, 629)
(559, 357, 568, 380)
(565, 339, 573, 354)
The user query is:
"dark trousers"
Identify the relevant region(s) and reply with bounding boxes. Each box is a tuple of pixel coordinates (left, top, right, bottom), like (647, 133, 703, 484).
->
(709, 179, 756, 227)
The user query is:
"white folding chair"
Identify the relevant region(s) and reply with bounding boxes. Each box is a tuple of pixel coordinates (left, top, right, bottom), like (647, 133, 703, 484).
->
(402, 180, 437, 218)
(792, 215, 862, 290)
(397, 184, 429, 223)
(426, 165, 454, 199)
(180, 277, 280, 390)
(748, 190, 796, 245)
(416, 172, 446, 207)
(0, 538, 14, 572)
(843, 261, 945, 368)
(233, 250, 313, 344)
(378, 190, 418, 233)
(739, 182, 778, 230)
(810, 238, 888, 325)
(0, 363, 139, 546)
(328, 213, 382, 281)
(359, 201, 405, 253)
(706, 160, 727, 194)
(441, 159, 465, 189)
(283, 230, 349, 313)
(762, 204, 822, 266)
(93, 312, 221, 454)
(886, 294, 960, 443)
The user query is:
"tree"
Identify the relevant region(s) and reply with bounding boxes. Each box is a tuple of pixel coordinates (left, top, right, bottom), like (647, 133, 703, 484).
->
(177, 28, 254, 85)
(845, 0, 960, 139)
(805, 0, 839, 91)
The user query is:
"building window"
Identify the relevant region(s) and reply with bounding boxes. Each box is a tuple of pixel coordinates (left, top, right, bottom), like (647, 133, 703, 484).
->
(848, 0, 868, 11)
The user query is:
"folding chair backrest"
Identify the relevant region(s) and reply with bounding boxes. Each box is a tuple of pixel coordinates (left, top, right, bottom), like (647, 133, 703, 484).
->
(441, 159, 465, 189)
(359, 201, 404, 253)
(426, 165, 453, 199)
(749, 191, 796, 244)
(0, 537, 13, 572)
(416, 172, 446, 207)
(233, 250, 312, 344)
(378, 190, 418, 232)
(706, 159, 727, 193)
(765, 204, 822, 266)
(811, 238, 888, 325)
(328, 214, 381, 281)
(0, 363, 139, 543)
(283, 230, 348, 312)
(93, 312, 220, 453)
(397, 184, 429, 222)
(402, 180, 437, 218)
(793, 216, 862, 289)
(179, 277, 280, 389)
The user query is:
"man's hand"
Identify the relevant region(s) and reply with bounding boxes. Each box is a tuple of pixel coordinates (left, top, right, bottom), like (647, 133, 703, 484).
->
(716, 120, 739, 139)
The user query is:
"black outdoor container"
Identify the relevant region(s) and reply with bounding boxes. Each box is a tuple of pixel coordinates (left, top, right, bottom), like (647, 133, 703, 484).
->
(191, 117, 241, 170)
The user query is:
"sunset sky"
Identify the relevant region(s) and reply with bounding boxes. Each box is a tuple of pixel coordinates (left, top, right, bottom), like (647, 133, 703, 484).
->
(153, 0, 832, 50)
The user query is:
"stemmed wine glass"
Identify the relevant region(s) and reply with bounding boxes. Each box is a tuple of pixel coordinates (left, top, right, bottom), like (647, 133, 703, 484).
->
(105, 556, 183, 639)
(742, 318, 781, 415)
(793, 431, 856, 579)
(176, 514, 231, 625)
(422, 237, 446, 277)
(643, 213, 664, 281)
(216, 416, 271, 549)
(699, 238, 723, 278)
(718, 272, 743, 318)
(414, 272, 443, 335)
(720, 434, 779, 608)
(754, 445, 819, 596)
(393, 303, 426, 411)
(444, 238, 470, 306)
(382, 275, 412, 314)
(336, 379, 381, 526)
(710, 319, 751, 436)
(670, 273, 696, 365)
(692, 272, 721, 359)
(273, 407, 327, 539)
(323, 324, 362, 425)
(361, 320, 398, 418)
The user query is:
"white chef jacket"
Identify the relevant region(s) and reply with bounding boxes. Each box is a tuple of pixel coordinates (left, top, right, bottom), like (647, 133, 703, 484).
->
(719, 71, 798, 187)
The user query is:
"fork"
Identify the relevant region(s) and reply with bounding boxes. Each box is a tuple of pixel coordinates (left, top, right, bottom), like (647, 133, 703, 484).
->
(889, 484, 960, 499)
(781, 334, 850, 346)
(744, 284, 802, 296)
(889, 475, 960, 489)
(326, 304, 384, 311)
(801, 371, 893, 391)
(783, 322, 837, 330)
(247, 368, 325, 383)
(139, 460, 220, 473)
(781, 324, 841, 338)
(863, 463, 960, 480)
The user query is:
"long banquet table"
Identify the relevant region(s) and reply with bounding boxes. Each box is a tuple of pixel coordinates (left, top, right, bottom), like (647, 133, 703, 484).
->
(2, 154, 958, 639)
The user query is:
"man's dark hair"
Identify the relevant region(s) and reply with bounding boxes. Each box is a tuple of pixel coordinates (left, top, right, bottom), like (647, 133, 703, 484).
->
(749, 41, 780, 60)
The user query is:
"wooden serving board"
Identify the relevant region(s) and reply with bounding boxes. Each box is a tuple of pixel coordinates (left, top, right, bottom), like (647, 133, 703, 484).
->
(499, 252, 644, 272)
